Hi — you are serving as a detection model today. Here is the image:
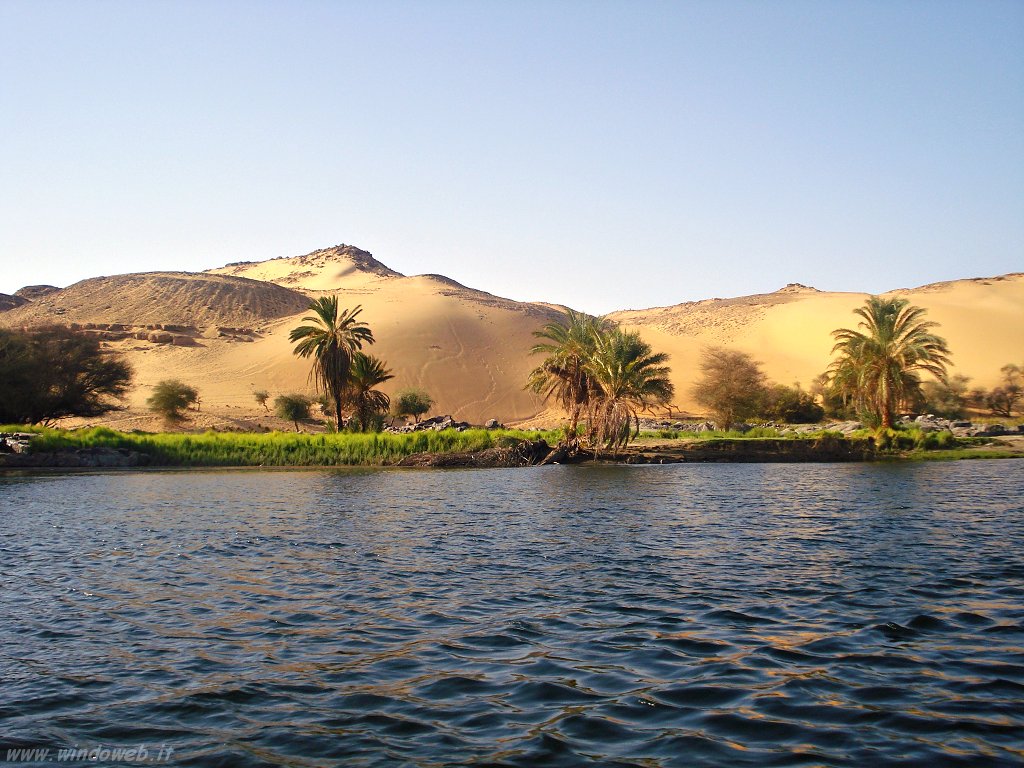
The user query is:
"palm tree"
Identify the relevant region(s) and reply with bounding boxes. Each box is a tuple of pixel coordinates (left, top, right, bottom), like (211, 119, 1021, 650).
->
(527, 309, 611, 437)
(288, 297, 375, 427)
(347, 353, 394, 432)
(828, 296, 952, 429)
(586, 326, 674, 452)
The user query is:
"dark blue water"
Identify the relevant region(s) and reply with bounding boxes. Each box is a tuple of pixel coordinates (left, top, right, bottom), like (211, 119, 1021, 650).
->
(2, 462, 1023, 767)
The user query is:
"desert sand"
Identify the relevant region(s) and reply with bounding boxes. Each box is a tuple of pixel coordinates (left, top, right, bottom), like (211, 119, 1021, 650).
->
(1, 244, 1021, 429)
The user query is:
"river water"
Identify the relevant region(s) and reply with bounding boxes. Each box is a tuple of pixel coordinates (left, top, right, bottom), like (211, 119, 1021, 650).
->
(1, 462, 1023, 767)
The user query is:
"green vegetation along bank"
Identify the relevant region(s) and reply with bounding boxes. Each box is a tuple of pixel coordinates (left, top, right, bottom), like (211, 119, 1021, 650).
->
(0, 427, 561, 468)
(1, 426, 1021, 469)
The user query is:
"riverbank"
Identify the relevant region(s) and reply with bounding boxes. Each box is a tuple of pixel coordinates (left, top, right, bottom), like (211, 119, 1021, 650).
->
(0, 427, 560, 469)
(3, 427, 1022, 469)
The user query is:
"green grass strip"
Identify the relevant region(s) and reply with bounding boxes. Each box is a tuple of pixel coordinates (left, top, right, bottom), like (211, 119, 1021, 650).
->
(13, 426, 562, 467)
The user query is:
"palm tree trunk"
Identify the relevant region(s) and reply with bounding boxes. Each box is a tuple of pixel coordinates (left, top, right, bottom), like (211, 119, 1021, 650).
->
(880, 386, 893, 429)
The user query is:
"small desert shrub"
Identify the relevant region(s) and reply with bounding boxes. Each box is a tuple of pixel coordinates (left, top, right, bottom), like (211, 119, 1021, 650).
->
(147, 380, 199, 421)
(764, 383, 824, 424)
(274, 394, 312, 431)
(914, 430, 957, 451)
(873, 428, 917, 452)
(253, 390, 270, 411)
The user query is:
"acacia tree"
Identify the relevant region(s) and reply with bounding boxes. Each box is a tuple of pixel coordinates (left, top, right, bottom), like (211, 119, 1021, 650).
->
(828, 297, 951, 429)
(985, 364, 1022, 417)
(346, 353, 394, 432)
(918, 374, 971, 419)
(692, 347, 768, 429)
(0, 326, 133, 424)
(274, 394, 311, 432)
(527, 310, 611, 438)
(289, 297, 375, 427)
(392, 388, 434, 424)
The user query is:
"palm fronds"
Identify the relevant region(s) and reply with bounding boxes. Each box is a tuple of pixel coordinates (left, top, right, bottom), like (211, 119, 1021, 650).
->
(527, 310, 673, 451)
(347, 352, 394, 431)
(288, 297, 375, 427)
(828, 296, 952, 428)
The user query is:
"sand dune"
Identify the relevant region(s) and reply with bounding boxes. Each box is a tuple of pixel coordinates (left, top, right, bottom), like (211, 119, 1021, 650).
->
(3, 243, 1021, 427)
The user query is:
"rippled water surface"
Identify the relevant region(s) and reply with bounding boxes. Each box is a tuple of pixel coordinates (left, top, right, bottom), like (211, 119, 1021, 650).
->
(2, 462, 1024, 766)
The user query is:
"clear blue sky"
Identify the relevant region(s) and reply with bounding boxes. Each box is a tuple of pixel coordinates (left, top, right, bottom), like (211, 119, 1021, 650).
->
(2, 0, 1021, 313)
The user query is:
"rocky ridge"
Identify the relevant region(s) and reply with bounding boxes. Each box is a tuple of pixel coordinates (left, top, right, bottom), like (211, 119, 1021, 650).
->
(0, 272, 311, 328)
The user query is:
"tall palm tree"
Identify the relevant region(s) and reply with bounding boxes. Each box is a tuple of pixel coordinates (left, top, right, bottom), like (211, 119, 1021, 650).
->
(347, 353, 394, 432)
(288, 297, 375, 427)
(828, 296, 952, 429)
(586, 326, 674, 452)
(527, 309, 611, 437)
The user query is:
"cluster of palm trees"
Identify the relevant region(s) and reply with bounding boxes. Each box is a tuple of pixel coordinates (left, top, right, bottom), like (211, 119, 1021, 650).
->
(289, 296, 393, 431)
(289, 292, 953, 439)
(827, 296, 952, 429)
(528, 296, 953, 441)
(527, 310, 674, 450)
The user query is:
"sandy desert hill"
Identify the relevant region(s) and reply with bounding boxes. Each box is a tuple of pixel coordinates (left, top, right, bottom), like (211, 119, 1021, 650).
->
(1, 243, 1021, 428)
(0, 245, 565, 427)
(201, 245, 565, 424)
(610, 274, 1024, 417)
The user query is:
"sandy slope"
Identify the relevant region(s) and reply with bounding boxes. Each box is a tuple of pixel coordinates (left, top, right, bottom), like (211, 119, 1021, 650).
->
(3, 242, 1021, 427)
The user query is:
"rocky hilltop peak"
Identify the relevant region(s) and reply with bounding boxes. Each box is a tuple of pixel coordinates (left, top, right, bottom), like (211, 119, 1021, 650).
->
(209, 243, 403, 291)
(292, 244, 403, 278)
(776, 283, 820, 293)
(14, 285, 60, 300)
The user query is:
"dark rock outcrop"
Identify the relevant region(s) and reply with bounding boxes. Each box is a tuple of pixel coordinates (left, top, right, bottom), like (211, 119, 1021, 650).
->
(397, 439, 551, 468)
(620, 436, 876, 463)
(0, 293, 29, 312)
(388, 415, 472, 433)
